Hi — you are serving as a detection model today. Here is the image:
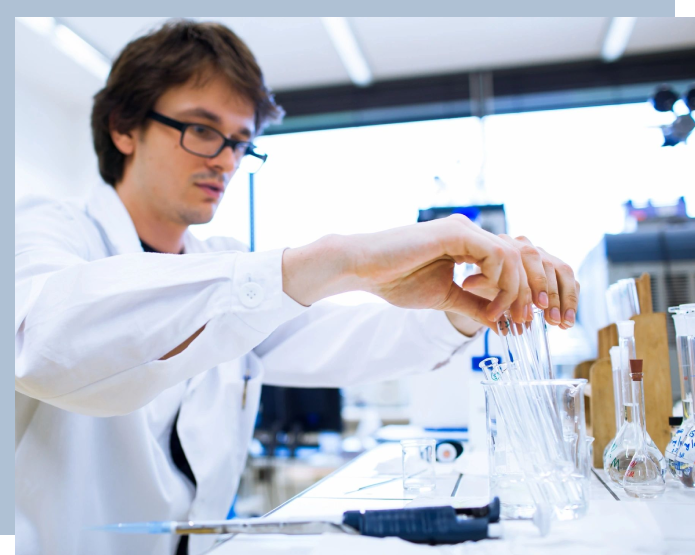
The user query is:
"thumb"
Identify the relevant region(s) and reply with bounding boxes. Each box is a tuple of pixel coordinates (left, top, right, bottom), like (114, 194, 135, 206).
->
(438, 284, 496, 329)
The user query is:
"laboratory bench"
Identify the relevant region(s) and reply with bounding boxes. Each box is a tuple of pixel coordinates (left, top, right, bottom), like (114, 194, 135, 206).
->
(205, 442, 695, 555)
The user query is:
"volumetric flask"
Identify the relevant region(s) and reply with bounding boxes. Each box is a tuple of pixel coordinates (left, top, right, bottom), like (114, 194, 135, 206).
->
(401, 439, 436, 495)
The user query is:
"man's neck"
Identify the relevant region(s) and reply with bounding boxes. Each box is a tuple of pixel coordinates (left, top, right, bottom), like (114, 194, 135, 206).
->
(115, 183, 187, 254)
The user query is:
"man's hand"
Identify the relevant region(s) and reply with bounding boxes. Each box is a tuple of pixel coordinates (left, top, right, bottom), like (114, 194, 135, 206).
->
(283, 215, 533, 326)
(460, 235, 580, 329)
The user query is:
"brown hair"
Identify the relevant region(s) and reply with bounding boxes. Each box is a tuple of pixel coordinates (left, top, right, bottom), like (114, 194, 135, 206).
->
(91, 19, 284, 186)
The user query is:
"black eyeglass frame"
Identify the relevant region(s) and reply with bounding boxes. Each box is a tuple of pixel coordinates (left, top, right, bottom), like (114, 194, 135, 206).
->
(146, 110, 268, 166)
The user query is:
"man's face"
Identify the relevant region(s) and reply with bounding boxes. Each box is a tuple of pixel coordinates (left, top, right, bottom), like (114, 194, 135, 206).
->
(124, 74, 256, 226)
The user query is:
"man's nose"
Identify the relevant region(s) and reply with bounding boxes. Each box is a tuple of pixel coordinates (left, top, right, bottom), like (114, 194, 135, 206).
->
(206, 144, 238, 175)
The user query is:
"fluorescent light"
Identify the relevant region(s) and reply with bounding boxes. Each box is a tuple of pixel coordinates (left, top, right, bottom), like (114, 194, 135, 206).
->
(321, 17, 373, 87)
(17, 17, 111, 82)
(601, 17, 636, 63)
(16, 17, 54, 35)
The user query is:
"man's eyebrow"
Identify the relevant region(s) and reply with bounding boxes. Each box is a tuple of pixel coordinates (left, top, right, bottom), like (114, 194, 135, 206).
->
(177, 107, 253, 139)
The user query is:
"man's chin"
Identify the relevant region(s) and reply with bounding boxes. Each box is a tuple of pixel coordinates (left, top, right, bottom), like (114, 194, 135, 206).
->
(180, 207, 216, 226)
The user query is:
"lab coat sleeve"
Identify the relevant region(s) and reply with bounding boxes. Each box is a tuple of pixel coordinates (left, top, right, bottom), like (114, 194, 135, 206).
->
(255, 300, 480, 388)
(15, 198, 307, 417)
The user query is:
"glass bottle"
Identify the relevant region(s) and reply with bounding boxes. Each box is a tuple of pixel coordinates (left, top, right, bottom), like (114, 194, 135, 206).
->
(623, 359, 666, 498)
(604, 322, 666, 482)
(665, 305, 695, 487)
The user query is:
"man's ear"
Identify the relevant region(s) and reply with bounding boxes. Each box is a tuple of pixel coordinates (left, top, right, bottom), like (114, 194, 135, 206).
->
(109, 114, 137, 156)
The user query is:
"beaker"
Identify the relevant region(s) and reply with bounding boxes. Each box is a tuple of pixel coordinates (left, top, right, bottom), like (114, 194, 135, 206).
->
(484, 386, 535, 518)
(482, 379, 590, 521)
(400, 439, 436, 495)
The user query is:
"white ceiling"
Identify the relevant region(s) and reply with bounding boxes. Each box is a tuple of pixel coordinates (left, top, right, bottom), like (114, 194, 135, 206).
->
(16, 17, 695, 108)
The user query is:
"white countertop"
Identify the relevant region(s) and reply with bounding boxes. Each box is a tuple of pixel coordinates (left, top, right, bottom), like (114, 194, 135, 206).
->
(206, 443, 695, 555)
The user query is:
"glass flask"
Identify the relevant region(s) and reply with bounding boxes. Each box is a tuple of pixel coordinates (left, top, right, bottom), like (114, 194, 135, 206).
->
(604, 322, 666, 482)
(622, 360, 666, 498)
(665, 305, 695, 487)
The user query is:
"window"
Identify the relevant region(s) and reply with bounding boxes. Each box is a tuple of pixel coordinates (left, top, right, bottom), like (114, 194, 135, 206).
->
(192, 101, 694, 296)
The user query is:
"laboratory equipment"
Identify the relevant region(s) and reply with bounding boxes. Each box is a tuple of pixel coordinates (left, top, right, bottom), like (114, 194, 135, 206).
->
(481, 357, 591, 525)
(96, 499, 504, 544)
(603, 346, 623, 465)
(605, 278, 641, 324)
(478, 308, 592, 532)
(484, 381, 535, 519)
(665, 304, 695, 487)
(435, 441, 463, 463)
(401, 438, 436, 494)
(623, 359, 666, 498)
(496, 307, 554, 380)
(604, 321, 666, 482)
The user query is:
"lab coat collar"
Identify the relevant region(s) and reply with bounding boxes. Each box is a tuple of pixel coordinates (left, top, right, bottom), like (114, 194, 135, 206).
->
(85, 183, 143, 256)
(86, 183, 201, 256)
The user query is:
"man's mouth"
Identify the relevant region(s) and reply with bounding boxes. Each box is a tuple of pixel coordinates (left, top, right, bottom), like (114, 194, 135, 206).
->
(195, 182, 224, 199)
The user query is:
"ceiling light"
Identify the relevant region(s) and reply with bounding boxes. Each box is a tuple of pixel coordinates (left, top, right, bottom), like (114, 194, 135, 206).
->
(321, 17, 373, 87)
(601, 17, 636, 63)
(17, 17, 111, 82)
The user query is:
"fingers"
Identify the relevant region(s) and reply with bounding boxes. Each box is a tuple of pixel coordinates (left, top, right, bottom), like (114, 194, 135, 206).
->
(557, 264, 579, 329)
(542, 253, 562, 325)
(440, 217, 578, 329)
(539, 248, 579, 328)
(440, 216, 524, 321)
(499, 235, 537, 323)
(509, 235, 548, 310)
(440, 285, 499, 330)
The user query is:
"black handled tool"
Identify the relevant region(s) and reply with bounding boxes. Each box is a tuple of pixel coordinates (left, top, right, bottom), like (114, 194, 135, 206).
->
(96, 498, 502, 544)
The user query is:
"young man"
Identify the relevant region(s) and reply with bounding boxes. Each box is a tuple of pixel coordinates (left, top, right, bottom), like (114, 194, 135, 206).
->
(15, 20, 578, 555)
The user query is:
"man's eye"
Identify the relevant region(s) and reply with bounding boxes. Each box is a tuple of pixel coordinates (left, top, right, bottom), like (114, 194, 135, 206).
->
(190, 125, 217, 140)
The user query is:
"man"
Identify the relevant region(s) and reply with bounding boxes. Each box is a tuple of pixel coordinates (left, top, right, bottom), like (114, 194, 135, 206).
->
(15, 20, 578, 555)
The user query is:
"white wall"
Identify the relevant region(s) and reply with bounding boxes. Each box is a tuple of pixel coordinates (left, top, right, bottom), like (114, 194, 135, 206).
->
(15, 73, 100, 203)
(15, 19, 103, 203)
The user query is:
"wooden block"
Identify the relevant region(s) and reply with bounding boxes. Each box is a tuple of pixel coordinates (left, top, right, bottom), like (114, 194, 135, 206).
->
(574, 360, 594, 382)
(634, 312, 672, 453)
(589, 358, 616, 468)
(635, 273, 653, 315)
(598, 323, 618, 360)
(575, 359, 596, 432)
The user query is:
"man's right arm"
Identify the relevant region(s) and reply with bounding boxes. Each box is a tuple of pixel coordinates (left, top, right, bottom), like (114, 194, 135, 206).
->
(15, 199, 307, 416)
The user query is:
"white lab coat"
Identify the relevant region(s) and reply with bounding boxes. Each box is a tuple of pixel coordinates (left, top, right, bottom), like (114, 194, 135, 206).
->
(15, 183, 475, 555)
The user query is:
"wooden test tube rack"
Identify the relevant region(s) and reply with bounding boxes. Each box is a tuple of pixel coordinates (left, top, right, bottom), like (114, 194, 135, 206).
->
(579, 274, 673, 468)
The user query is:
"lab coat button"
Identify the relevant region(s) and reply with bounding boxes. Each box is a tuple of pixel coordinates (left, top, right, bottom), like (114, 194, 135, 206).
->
(239, 282, 264, 308)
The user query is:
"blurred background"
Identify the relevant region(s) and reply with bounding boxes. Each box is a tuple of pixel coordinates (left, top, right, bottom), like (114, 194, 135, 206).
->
(15, 17, 695, 515)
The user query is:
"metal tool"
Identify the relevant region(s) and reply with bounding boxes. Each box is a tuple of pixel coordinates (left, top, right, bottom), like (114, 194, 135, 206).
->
(94, 498, 502, 544)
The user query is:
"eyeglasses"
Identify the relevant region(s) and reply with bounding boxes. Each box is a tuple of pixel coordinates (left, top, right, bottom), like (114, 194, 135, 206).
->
(147, 110, 268, 174)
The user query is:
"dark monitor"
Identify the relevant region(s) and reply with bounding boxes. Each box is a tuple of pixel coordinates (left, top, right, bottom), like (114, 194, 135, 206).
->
(418, 204, 507, 235)
(256, 385, 343, 439)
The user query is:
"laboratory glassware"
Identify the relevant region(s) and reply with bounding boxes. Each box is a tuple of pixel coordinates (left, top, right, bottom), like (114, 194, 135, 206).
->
(495, 307, 554, 380)
(605, 278, 640, 324)
(481, 366, 590, 523)
(484, 382, 535, 519)
(604, 322, 666, 482)
(622, 359, 666, 498)
(603, 346, 623, 466)
(665, 305, 695, 487)
(401, 439, 436, 495)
